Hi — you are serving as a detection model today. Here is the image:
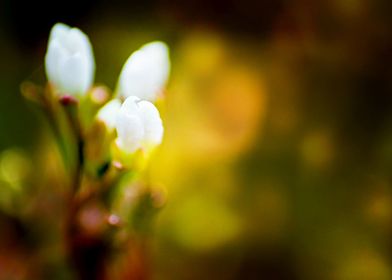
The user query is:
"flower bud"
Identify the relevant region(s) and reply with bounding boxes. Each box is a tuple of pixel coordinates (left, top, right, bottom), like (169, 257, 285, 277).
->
(45, 23, 95, 97)
(118, 41, 170, 101)
(97, 98, 122, 131)
(115, 96, 163, 154)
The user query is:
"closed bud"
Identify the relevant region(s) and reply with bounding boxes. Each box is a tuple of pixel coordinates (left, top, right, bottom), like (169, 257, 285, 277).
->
(118, 41, 170, 102)
(115, 96, 164, 154)
(45, 23, 95, 97)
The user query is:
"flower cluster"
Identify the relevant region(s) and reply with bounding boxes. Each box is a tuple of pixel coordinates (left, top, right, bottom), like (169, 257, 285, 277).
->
(45, 23, 169, 160)
(19, 22, 171, 279)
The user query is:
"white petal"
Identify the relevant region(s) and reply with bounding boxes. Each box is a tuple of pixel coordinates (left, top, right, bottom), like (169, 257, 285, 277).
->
(45, 40, 67, 87)
(48, 23, 70, 44)
(119, 50, 150, 100)
(118, 41, 170, 101)
(97, 99, 122, 130)
(65, 28, 95, 68)
(65, 28, 95, 88)
(115, 109, 144, 153)
(57, 53, 90, 95)
(137, 100, 164, 145)
(120, 95, 141, 114)
(140, 41, 170, 86)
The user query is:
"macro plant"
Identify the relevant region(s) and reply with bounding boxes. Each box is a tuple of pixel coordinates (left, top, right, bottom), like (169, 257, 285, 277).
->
(20, 23, 170, 279)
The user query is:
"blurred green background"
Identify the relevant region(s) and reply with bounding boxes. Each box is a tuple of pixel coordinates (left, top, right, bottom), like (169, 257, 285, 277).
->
(1, 0, 392, 279)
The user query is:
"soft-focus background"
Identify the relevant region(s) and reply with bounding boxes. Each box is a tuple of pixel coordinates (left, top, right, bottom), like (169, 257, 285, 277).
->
(1, 0, 392, 279)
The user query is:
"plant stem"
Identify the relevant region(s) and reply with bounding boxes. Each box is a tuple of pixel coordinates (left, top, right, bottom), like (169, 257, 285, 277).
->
(62, 103, 84, 193)
(62, 101, 112, 280)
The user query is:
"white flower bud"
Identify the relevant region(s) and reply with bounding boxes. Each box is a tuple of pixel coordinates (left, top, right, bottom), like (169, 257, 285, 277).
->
(97, 98, 122, 130)
(115, 96, 164, 154)
(45, 23, 95, 97)
(118, 41, 170, 101)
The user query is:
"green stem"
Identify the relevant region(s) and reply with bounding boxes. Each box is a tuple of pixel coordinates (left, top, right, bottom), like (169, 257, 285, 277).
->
(39, 92, 71, 169)
(63, 103, 84, 193)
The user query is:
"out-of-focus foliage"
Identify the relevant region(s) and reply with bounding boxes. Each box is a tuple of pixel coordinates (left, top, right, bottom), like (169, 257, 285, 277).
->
(1, 0, 392, 279)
